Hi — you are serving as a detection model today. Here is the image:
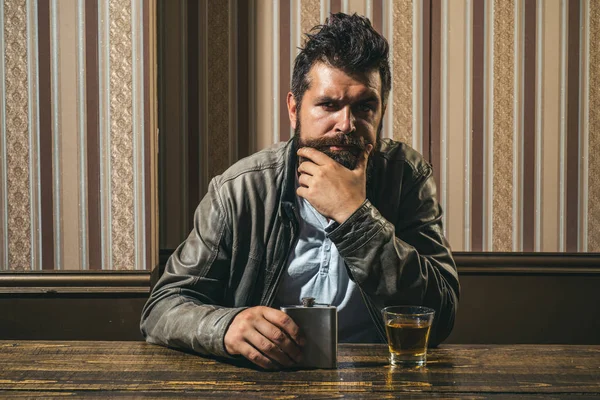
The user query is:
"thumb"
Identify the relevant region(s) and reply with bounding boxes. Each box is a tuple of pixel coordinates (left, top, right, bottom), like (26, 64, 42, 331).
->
(354, 144, 373, 172)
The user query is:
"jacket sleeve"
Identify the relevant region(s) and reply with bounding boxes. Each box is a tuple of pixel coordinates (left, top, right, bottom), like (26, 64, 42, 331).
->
(140, 179, 245, 358)
(326, 166, 460, 346)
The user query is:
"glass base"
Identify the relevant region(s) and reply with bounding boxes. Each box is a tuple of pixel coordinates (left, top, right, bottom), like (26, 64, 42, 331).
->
(390, 353, 427, 367)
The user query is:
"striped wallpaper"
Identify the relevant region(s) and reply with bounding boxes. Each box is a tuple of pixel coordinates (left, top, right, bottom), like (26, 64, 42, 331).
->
(0, 0, 158, 271)
(160, 0, 600, 254)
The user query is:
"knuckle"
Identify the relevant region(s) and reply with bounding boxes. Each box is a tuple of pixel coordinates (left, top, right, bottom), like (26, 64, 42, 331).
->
(248, 351, 263, 363)
(271, 329, 286, 343)
(228, 331, 242, 343)
(288, 325, 299, 337)
(237, 319, 251, 331)
(239, 311, 253, 322)
(260, 339, 275, 353)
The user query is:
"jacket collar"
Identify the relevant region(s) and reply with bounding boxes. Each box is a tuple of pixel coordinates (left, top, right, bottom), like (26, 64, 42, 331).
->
(279, 137, 299, 225)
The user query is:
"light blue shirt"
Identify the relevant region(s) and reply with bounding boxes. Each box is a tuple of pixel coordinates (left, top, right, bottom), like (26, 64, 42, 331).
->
(275, 190, 380, 343)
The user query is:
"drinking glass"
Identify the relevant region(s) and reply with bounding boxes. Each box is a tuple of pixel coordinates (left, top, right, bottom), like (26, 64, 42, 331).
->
(381, 306, 435, 367)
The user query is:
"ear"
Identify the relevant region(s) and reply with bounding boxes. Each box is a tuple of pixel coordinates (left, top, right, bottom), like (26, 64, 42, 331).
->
(287, 92, 298, 130)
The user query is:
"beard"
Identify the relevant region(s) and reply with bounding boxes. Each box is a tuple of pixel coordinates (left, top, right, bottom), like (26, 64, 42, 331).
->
(293, 121, 380, 188)
(294, 123, 371, 170)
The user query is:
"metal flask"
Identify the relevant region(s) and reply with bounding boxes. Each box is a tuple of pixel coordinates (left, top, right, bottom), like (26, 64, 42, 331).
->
(280, 297, 338, 369)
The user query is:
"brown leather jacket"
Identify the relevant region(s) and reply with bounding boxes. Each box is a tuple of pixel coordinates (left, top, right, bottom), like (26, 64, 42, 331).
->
(140, 138, 460, 357)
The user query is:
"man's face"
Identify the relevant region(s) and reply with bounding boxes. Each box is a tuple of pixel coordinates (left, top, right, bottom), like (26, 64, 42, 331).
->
(287, 63, 384, 169)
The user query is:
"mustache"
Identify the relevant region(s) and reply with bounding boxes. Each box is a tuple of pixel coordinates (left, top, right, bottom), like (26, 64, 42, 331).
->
(297, 134, 369, 152)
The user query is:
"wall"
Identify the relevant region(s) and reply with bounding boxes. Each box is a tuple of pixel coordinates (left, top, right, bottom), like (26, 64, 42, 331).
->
(3, 254, 600, 344)
(1, 0, 597, 344)
(1, 0, 598, 263)
(159, 0, 600, 253)
(0, 0, 158, 271)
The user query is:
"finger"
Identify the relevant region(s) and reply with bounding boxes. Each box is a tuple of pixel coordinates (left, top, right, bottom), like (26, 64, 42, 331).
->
(297, 147, 333, 166)
(236, 341, 276, 370)
(297, 160, 320, 176)
(297, 172, 312, 188)
(244, 329, 296, 367)
(296, 186, 308, 199)
(253, 317, 303, 364)
(262, 308, 305, 347)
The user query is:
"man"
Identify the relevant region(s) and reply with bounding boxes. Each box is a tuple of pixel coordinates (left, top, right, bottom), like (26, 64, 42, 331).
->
(141, 13, 459, 370)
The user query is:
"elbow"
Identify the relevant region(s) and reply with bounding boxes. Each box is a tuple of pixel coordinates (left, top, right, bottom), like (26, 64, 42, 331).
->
(429, 285, 459, 347)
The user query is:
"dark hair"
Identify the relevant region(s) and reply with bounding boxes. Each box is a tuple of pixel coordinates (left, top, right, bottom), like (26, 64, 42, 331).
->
(291, 13, 391, 110)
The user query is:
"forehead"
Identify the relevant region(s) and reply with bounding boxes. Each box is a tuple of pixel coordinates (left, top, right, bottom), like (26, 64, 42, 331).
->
(306, 62, 382, 98)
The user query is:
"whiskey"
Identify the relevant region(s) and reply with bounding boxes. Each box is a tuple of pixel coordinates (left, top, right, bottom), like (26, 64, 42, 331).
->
(385, 321, 432, 363)
(382, 306, 435, 366)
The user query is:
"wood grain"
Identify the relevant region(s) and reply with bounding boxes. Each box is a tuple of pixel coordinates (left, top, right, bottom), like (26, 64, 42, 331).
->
(0, 342, 599, 398)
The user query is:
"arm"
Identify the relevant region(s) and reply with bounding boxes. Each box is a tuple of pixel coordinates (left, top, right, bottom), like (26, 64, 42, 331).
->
(141, 178, 304, 368)
(140, 179, 245, 357)
(326, 167, 459, 346)
(295, 145, 458, 345)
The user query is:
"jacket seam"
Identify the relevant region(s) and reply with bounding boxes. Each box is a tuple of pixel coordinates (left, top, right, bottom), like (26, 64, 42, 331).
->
(397, 166, 434, 211)
(375, 141, 432, 180)
(416, 163, 431, 179)
(203, 181, 229, 277)
(213, 176, 269, 262)
(213, 158, 285, 262)
(210, 167, 276, 263)
(216, 160, 285, 187)
(342, 222, 386, 255)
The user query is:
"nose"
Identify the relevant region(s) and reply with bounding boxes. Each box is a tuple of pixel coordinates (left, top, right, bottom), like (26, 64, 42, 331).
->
(335, 106, 355, 134)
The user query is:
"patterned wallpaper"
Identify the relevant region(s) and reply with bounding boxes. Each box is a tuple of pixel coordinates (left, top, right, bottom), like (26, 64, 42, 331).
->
(2, 0, 597, 272)
(1, 0, 33, 270)
(0, 0, 157, 271)
(159, 0, 600, 254)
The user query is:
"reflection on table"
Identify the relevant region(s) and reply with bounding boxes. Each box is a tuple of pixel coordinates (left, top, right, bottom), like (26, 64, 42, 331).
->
(1, 341, 599, 398)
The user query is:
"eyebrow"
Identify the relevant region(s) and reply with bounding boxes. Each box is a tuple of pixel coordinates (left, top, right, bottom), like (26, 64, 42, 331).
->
(314, 94, 380, 104)
(314, 96, 341, 104)
(357, 95, 379, 104)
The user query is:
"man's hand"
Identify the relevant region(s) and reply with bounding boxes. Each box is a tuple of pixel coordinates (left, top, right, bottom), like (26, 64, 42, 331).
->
(296, 144, 373, 223)
(224, 306, 305, 370)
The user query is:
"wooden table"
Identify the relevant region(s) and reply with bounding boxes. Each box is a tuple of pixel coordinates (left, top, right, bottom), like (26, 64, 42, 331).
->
(1, 341, 599, 398)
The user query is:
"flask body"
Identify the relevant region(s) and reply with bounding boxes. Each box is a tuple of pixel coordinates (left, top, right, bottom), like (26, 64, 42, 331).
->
(280, 304, 338, 369)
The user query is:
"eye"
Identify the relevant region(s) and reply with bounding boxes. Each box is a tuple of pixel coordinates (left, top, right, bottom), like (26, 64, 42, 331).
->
(320, 102, 338, 111)
(356, 102, 375, 113)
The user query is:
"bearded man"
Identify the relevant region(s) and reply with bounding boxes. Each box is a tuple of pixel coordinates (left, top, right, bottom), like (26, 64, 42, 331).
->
(141, 13, 459, 370)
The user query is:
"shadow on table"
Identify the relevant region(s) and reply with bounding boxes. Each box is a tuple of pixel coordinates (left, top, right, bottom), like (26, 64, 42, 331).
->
(338, 361, 389, 369)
